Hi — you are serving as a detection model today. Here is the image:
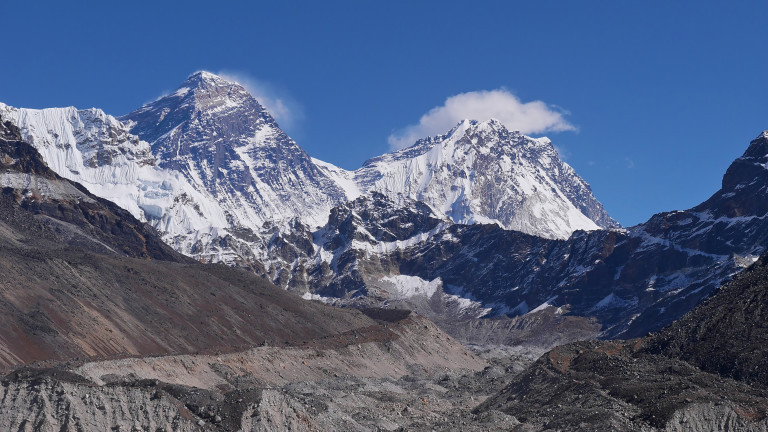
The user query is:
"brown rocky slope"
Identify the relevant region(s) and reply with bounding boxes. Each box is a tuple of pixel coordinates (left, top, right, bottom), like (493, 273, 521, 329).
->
(0, 115, 494, 431)
(0, 116, 376, 368)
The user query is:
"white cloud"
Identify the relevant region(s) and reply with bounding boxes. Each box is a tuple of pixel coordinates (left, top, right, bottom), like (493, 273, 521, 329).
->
(388, 89, 575, 150)
(217, 71, 304, 130)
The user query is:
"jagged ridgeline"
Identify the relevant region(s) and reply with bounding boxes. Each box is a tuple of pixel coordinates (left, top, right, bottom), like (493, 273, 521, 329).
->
(475, 248, 768, 430)
(0, 72, 616, 265)
(3, 74, 768, 343)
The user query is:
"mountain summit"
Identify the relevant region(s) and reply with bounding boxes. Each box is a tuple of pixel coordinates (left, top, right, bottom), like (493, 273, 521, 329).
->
(122, 72, 617, 241)
(120, 71, 349, 228)
(1, 72, 620, 290)
(352, 119, 618, 239)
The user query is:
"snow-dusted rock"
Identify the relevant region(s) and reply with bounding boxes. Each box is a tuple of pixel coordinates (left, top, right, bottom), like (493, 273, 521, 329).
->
(4, 72, 768, 342)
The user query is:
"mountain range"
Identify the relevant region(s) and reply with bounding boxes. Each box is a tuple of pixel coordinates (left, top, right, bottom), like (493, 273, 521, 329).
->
(4, 72, 768, 344)
(2, 71, 768, 430)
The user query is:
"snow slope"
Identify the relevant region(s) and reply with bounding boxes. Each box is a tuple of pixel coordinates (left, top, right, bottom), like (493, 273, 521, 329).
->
(1, 72, 620, 295)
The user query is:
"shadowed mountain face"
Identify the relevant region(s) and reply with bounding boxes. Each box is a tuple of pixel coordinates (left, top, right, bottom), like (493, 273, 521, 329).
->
(120, 72, 349, 229)
(0, 117, 375, 368)
(0, 118, 182, 262)
(475, 339, 768, 431)
(477, 238, 768, 431)
(647, 252, 768, 387)
(5, 71, 768, 351)
(474, 247, 768, 430)
(352, 119, 618, 239)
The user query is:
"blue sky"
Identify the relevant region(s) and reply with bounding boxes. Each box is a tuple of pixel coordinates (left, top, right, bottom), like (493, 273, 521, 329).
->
(2, 1, 767, 226)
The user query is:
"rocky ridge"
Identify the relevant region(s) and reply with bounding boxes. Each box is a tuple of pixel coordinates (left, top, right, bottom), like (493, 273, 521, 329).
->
(0, 72, 624, 320)
(120, 71, 349, 229)
(8, 258, 768, 432)
(647, 242, 768, 387)
(473, 244, 768, 431)
(0, 115, 181, 262)
(0, 115, 523, 431)
(476, 339, 768, 431)
(0, 312, 506, 432)
(6, 73, 768, 343)
(0, 102, 234, 262)
(3, 77, 768, 430)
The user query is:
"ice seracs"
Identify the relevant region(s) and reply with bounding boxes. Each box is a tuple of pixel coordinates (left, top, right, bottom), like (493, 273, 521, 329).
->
(118, 71, 616, 243)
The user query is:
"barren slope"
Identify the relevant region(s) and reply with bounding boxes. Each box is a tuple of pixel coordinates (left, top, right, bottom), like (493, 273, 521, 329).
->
(0, 116, 375, 368)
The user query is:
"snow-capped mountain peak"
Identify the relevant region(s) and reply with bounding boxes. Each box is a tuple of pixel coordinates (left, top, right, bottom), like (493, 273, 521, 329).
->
(0, 103, 155, 171)
(123, 71, 266, 147)
(2, 72, 620, 296)
(178, 71, 257, 116)
(353, 119, 618, 239)
(188, 70, 226, 83)
(120, 71, 349, 229)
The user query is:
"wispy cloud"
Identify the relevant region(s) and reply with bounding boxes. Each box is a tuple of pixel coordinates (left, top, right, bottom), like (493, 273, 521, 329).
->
(388, 89, 575, 150)
(217, 71, 304, 131)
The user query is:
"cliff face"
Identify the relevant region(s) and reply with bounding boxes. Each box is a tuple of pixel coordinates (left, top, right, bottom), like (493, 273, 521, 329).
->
(353, 119, 617, 239)
(121, 71, 349, 230)
(475, 339, 768, 431)
(0, 371, 202, 432)
(0, 114, 182, 261)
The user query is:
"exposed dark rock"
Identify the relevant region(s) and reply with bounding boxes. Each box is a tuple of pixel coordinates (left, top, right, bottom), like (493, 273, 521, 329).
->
(476, 339, 768, 430)
(120, 71, 347, 228)
(647, 251, 768, 388)
(476, 240, 768, 430)
(295, 131, 768, 340)
(0, 115, 183, 262)
(360, 307, 412, 323)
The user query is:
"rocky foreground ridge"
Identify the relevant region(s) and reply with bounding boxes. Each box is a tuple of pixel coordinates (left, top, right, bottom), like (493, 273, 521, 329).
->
(0, 115, 507, 430)
(4, 253, 768, 430)
(0, 71, 617, 269)
(475, 248, 768, 431)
